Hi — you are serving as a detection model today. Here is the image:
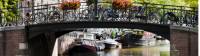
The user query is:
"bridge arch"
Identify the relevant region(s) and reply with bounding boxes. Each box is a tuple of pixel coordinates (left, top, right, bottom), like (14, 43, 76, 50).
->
(25, 21, 170, 56)
(26, 21, 170, 40)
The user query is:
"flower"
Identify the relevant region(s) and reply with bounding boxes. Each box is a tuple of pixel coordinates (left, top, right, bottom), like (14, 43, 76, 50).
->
(112, 0, 133, 9)
(60, 0, 81, 10)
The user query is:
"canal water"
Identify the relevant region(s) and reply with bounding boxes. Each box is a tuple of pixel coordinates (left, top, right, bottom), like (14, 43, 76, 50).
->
(70, 44, 170, 56)
(97, 45, 170, 56)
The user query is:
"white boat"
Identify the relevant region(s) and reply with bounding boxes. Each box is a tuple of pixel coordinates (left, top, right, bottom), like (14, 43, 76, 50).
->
(103, 38, 121, 49)
(96, 41, 105, 51)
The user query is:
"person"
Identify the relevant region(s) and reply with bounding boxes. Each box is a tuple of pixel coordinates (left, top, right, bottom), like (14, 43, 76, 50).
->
(25, 13, 32, 24)
(111, 31, 116, 39)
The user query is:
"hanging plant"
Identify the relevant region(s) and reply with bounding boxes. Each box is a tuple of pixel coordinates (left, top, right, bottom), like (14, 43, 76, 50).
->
(60, 0, 81, 10)
(112, 0, 133, 10)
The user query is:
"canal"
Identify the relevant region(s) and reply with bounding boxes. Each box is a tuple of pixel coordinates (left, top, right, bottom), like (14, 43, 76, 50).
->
(68, 41, 170, 56)
(55, 28, 171, 56)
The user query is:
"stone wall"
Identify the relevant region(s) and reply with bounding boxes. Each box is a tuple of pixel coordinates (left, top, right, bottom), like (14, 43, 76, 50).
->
(0, 31, 4, 56)
(0, 26, 198, 56)
(170, 28, 198, 56)
(0, 27, 27, 56)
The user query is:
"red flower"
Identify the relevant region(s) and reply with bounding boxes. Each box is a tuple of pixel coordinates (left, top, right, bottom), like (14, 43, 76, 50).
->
(113, 0, 133, 9)
(60, 0, 81, 10)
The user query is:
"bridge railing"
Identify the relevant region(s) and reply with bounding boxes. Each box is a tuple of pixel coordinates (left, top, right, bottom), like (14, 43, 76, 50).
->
(0, 2, 198, 28)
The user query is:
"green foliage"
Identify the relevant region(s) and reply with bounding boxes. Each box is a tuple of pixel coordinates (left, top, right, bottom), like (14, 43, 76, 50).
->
(0, 0, 19, 22)
(99, 0, 112, 8)
(98, 0, 198, 9)
(134, 0, 198, 7)
(184, 0, 198, 7)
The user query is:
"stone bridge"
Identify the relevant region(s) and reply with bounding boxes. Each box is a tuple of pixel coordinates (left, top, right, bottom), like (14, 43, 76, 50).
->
(0, 22, 198, 56)
(0, 2, 198, 56)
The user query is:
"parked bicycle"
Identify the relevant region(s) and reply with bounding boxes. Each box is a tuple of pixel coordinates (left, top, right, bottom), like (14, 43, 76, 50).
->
(128, 6, 161, 23)
(47, 6, 62, 22)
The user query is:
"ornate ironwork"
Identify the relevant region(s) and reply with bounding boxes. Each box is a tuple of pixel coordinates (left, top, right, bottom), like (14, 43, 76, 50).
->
(0, 2, 198, 28)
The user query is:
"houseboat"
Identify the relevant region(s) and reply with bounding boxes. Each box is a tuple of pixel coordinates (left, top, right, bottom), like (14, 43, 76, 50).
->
(120, 29, 157, 47)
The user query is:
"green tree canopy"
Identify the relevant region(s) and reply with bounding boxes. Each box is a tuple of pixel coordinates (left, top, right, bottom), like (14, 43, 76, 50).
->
(0, 0, 19, 22)
(98, 0, 198, 8)
(134, 0, 198, 7)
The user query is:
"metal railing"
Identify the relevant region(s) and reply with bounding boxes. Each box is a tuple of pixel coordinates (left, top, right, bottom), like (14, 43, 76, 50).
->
(0, 2, 198, 28)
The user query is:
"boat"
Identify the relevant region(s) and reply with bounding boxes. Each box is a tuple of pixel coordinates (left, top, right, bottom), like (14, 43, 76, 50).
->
(103, 38, 121, 49)
(57, 31, 98, 55)
(68, 44, 97, 56)
(120, 29, 157, 46)
(68, 39, 97, 55)
(95, 41, 105, 51)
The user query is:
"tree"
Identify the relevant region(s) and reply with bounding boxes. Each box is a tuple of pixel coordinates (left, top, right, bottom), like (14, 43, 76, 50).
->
(184, 0, 198, 7)
(0, 0, 19, 22)
(134, 0, 197, 7)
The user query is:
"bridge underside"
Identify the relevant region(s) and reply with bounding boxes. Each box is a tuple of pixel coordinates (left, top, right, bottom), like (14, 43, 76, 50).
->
(26, 21, 170, 40)
(25, 21, 170, 56)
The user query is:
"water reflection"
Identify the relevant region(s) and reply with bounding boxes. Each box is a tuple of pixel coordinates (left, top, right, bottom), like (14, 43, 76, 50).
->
(54, 28, 171, 56)
(97, 45, 170, 56)
(59, 40, 170, 56)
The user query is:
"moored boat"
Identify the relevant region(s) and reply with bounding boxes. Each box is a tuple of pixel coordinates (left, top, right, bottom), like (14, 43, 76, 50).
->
(120, 29, 158, 47)
(103, 38, 121, 49)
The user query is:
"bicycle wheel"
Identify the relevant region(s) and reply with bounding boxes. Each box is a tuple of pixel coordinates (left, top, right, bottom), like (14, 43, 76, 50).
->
(192, 14, 198, 27)
(34, 12, 47, 24)
(78, 9, 87, 21)
(161, 12, 177, 25)
(16, 17, 24, 26)
(101, 9, 109, 21)
(48, 11, 61, 23)
(0, 18, 7, 27)
(148, 12, 161, 24)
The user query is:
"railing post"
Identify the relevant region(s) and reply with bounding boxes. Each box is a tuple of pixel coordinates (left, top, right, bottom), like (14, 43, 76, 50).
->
(31, 0, 35, 25)
(94, 0, 98, 21)
(180, 6, 183, 19)
(0, 9, 2, 24)
(144, 3, 148, 23)
(161, 5, 166, 24)
(46, 4, 49, 22)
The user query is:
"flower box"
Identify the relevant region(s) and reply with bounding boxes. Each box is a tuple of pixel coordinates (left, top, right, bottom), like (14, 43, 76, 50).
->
(60, 0, 81, 10)
(112, 0, 133, 9)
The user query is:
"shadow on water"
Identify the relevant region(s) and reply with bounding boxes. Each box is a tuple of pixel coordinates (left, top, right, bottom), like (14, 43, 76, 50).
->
(64, 45, 98, 56)
(62, 44, 170, 56)
(69, 53, 98, 56)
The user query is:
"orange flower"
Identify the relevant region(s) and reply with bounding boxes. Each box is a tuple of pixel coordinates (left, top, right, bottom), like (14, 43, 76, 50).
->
(60, 0, 80, 10)
(113, 0, 132, 9)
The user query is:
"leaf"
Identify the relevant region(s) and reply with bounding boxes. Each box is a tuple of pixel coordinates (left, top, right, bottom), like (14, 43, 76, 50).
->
(0, 0, 20, 22)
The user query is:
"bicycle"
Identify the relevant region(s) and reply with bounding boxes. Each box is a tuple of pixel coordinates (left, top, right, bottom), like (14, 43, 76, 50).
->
(161, 12, 179, 25)
(128, 6, 161, 23)
(147, 7, 161, 24)
(183, 11, 198, 27)
(34, 12, 47, 24)
(191, 12, 198, 27)
(47, 6, 62, 23)
(100, 7, 119, 21)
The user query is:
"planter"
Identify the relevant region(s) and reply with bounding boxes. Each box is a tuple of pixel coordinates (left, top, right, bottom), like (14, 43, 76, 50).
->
(60, 0, 81, 10)
(112, 0, 133, 10)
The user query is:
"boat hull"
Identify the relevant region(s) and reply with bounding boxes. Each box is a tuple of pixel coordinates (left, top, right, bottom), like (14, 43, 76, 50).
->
(68, 45, 97, 55)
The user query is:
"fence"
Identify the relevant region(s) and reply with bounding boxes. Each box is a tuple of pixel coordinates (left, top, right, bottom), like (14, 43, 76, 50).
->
(0, 2, 198, 27)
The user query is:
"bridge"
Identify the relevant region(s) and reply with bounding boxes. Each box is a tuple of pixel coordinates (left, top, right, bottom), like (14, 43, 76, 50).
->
(0, 2, 198, 56)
